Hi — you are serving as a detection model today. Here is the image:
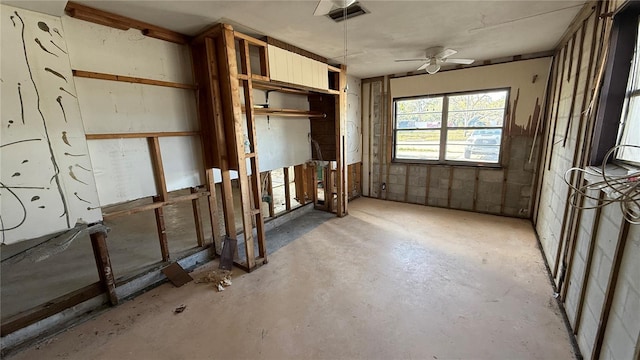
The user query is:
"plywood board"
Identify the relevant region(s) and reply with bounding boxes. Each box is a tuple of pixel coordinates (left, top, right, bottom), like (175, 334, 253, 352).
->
(1, 5, 102, 244)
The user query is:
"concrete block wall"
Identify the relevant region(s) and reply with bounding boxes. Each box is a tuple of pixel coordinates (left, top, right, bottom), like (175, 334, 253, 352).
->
(361, 56, 549, 219)
(533, 1, 640, 359)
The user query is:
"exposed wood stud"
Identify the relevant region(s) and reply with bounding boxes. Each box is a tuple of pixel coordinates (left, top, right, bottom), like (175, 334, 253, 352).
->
(500, 169, 508, 214)
(90, 230, 118, 306)
(86, 131, 199, 140)
(65, 2, 190, 44)
(548, 44, 568, 172)
(562, 22, 587, 147)
(267, 172, 275, 217)
(103, 192, 209, 219)
(284, 167, 291, 211)
(72, 70, 197, 89)
(153, 196, 170, 262)
(191, 188, 205, 247)
(591, 219, 631, 360)
(205, 169, 220, 254)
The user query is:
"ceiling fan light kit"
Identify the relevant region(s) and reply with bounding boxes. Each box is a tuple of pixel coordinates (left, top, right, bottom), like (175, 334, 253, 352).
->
(425, 59, 441, 74)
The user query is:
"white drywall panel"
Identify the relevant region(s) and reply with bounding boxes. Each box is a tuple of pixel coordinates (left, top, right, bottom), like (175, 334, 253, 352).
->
(61, 16, 193, 84)
(159, 136, 205, 192)
(87, 138, 157, 206)
(1, 5, 102, 244)
(74, 77, 198, 134)
(255, 117, 311, 172)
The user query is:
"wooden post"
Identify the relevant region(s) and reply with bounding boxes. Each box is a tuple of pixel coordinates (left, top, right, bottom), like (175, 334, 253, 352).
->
(153, 196, 170, 261)
(294, 164, 307, 205)
(266, 172, 275, 217)
(90, 229, 118, 305)
(284, 167, 291, 211)
(191, 187, 205, 247)
(205, 169, 220, 254)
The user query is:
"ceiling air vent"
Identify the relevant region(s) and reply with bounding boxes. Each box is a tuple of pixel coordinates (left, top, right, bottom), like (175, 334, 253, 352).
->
(328, 2, 368, 22)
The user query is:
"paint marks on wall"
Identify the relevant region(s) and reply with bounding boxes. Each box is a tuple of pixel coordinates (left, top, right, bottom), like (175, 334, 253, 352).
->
(1, 4, 102, 245)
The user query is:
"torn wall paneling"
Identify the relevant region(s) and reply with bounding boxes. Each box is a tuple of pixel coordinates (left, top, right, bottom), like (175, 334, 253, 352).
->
(0, 5, 102, 244)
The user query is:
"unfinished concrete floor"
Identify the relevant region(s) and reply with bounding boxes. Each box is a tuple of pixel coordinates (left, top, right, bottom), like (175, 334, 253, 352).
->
(11, 198, 575, 359)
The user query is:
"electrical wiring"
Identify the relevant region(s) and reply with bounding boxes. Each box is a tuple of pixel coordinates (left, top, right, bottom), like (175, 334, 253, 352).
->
(564, 144, 640, 224)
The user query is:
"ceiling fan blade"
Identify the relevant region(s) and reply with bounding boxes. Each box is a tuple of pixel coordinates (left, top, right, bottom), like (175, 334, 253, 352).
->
(435, 48, 458, 59)
(443, 58, 475, 65)
(395, 58, 429, 62)
(417, 63, 429, 71)
(314, 0, 334, 16)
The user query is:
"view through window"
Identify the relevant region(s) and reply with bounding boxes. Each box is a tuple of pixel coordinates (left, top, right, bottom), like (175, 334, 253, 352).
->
(394, 89, 509, 164)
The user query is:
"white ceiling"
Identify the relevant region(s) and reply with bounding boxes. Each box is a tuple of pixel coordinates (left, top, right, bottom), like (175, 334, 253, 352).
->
(4, 0, 586, 78)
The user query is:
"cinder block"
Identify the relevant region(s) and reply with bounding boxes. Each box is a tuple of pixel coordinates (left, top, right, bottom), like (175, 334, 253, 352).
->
(389, 165, 406, 175)
(387, 183, 405, 196)
(409, 186, 426, 197)
(408, 175, 426, 187)
(507, 169, 534, 185)
(479, 169, 503, 182)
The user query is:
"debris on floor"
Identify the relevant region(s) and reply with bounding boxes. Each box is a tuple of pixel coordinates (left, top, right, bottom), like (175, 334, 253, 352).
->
(161, 263, 193, 287)
(174, 304, 187, 314)
(195, 269, 232, 292)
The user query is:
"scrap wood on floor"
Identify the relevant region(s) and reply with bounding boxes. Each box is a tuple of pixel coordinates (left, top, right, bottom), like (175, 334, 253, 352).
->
(194, 269, 232, 292)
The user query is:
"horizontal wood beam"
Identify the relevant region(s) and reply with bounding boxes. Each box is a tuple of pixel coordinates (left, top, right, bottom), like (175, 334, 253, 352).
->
(0, 282, 103, 336)
(65, 1, 190, 44)
(243, 107, 325, 118)
(253, 78, 339, 95)
(73, 70, 197, 90)
(102, 192, 209, 219)
(86, 131, 199, 140)
(234, 31, 268, 48)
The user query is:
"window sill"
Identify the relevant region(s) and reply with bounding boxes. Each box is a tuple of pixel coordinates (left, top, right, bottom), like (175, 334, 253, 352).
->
(392, 158, 503, 169)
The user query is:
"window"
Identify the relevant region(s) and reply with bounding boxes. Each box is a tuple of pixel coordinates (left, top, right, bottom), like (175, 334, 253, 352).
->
(591, 2, 640, 165)
(394, 89, 509, 165)
(616, 16, 640, 164)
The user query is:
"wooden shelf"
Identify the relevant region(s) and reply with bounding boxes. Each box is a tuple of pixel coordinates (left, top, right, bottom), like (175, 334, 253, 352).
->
(243, 107, 325, 118)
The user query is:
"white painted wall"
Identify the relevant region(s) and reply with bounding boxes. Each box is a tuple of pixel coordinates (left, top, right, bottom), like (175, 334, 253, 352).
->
(0, 5, 102, 244)
(251, 89, 312, 172)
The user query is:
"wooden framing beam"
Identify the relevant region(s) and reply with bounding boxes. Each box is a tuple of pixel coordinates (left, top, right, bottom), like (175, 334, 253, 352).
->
(153, 196, 170, 261)
(284, 167, 291, 211)
(73, 70, 197, 90)
(205, 169, 221, 254)
(266, 172, 275, 217)
(0, 282, 103, 336)
(90, 230, 118, 306)
(86, 131, 199, 140)
(65, 2, 190, 44)
(191, 187, 205, 247)
(102, 192, 208, 219)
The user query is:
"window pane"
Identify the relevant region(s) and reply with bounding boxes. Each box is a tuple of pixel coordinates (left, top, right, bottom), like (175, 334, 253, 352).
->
(448, 90, 508, 127)
(396, 97, 443, 129)
(446, 129, 501, 163)
(395, 130, 440, 160)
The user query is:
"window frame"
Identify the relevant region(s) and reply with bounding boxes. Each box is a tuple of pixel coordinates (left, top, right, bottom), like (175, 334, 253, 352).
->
(392, 87, 510, 168)
(590, 1, 640, 166)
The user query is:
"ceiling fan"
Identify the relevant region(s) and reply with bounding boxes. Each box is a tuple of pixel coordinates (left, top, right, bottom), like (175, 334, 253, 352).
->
(396, 47, 475, 74)
(314, 0, 357, 16)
